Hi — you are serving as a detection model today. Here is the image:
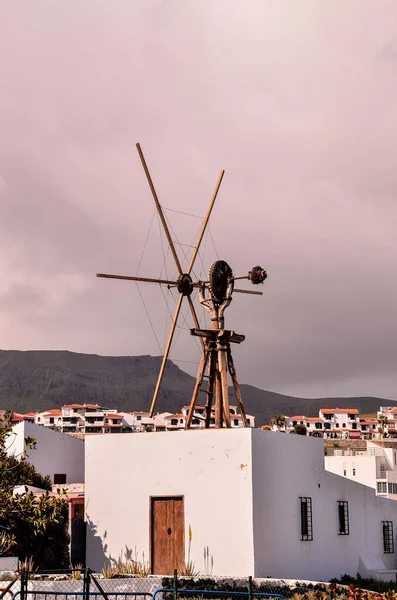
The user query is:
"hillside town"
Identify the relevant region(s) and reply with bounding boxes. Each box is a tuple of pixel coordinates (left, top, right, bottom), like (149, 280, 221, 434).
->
(5, 403, 396, 439)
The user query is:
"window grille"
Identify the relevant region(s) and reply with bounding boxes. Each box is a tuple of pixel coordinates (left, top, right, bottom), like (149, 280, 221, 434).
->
(300, 497, 313, 541)
(338, 501, 349, 535)
(377, 482, 387, 494)
(54, 473, 67, 485)
(382, 521, 394, 553)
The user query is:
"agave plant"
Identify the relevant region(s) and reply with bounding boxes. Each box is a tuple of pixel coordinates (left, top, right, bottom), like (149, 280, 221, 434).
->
(0, 531, 15, 557)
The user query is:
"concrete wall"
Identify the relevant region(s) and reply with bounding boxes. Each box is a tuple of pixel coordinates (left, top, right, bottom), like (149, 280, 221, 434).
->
(85, 429, 254, 574)
(7, 421, 84, 483)
(251, 430, 397, 581)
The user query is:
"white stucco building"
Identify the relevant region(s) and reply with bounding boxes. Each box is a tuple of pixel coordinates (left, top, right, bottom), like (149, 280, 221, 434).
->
(85, 428, 397, 581)
(7, 421, 85, 484)
(325, 441, 397, 500)
(120, 411, 155, 432)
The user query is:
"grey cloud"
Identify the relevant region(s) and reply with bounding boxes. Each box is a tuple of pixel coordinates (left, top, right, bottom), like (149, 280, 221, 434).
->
(0, 0, 397, 400)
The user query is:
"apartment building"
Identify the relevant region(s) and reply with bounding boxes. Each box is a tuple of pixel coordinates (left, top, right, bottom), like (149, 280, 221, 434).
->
(282, 408, 381, 440)
(325, 441, 397, 500)
(162, 405, 256, 430)
(34, 403, 123, 434)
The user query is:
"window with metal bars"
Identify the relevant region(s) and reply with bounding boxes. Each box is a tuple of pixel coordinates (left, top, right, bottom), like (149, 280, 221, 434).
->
(338, 501, 349, 535)
(300, 497, 313, 541)
(382, 521, 394, 553)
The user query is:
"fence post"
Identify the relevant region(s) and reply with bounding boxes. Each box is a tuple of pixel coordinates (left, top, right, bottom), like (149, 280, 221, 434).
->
(83, 567, 91, 600)
(20, 569, 27, 600)
(248, 576, 253, 600)
(173, 569, 178, 600)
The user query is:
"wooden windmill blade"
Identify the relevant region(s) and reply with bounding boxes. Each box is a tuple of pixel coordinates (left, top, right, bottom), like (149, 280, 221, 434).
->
(97, 142, 226, 419)
(145, 169, 226, 416)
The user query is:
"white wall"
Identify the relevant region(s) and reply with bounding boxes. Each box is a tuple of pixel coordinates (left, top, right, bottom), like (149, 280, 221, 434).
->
(85, 429, 254, 574)
(7, 421, 84, 484)
(324, 454, 377, 490)
(251, 430, 397, 581)
(85, 428, 397, 581)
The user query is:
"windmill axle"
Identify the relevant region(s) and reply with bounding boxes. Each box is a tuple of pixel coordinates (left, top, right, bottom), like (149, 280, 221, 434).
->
(177, 273, 193, 296)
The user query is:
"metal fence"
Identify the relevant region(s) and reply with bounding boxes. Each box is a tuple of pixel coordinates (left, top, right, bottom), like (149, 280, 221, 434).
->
(0, 570, 319, 600)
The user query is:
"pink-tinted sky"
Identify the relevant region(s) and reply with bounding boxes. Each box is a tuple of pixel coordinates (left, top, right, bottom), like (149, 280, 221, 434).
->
(1, 1, 396, 399)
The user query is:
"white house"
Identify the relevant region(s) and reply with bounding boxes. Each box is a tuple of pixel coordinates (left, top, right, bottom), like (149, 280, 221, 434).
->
(7, 421, 84, 484)
(35, 409, 63, 429)
(325, 441, 397, 500)
(85, 428, 397, 581)
(120, 411, 155, 432)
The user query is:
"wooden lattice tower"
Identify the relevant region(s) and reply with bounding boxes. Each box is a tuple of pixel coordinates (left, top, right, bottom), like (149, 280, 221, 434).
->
(97, 142, 267, 429)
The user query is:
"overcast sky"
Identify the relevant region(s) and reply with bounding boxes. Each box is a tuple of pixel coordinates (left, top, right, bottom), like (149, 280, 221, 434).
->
(1, 1, 397, 400)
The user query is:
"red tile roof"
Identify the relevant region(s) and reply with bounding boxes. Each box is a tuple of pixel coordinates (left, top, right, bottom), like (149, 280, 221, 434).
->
(320, 408, 359, 414)
(11, 413, 24, 422)
(166, 414, 185, 419)
(62, 403, 100, 409)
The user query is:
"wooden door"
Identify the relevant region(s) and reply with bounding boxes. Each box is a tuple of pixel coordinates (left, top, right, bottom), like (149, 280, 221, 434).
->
(150, 496, 185, 575)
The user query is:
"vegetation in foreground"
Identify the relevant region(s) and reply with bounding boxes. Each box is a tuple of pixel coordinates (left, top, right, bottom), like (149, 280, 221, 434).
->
(0, 410, 70, 568)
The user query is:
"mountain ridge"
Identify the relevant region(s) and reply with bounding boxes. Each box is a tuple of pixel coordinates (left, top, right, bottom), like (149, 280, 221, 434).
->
(0, 349, 395, 425)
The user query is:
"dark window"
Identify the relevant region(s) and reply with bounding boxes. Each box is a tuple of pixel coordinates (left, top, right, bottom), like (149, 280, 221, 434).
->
(353, 468, 356, 476)
(338, 501, 349, 535)
(300, 497, 313, 541)
(192, 419, 200, 425)
(49, 418, 54, 424)
(342, 423, 346, 428)
(352, 423, 357, 430)
(382, 521, 394, 553)
(210, 418, 215, 425)
(234, 419, 239, 426)
(307, 423, 310, 427)
(136, 415, 141, 421)
(324, 423, 331, 430)
(54, 474, 67, 485)
(171, 419, 178, 426)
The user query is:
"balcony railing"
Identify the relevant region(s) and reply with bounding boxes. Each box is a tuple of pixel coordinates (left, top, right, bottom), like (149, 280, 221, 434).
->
(325, 448, 385, 457)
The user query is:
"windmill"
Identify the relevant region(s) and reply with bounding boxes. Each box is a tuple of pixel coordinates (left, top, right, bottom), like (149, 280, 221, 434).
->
(97, 142, 267, 429)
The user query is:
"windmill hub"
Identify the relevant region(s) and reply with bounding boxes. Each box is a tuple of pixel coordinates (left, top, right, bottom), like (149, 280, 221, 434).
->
(177, 273, 193, 296)
(209, 260, 234, 304)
